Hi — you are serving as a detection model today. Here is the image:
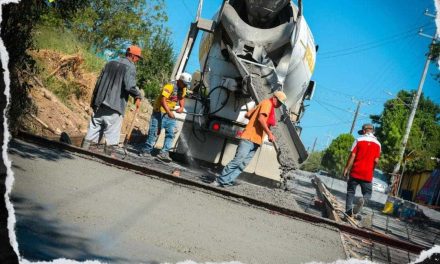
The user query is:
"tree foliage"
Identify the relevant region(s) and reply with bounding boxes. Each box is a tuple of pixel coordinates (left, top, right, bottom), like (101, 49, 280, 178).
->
(137, 31, 175, 100)
(1, 0, 88, 133)
(70, 0, 167, 53)
(371, 90, 440, 174)
(430, 43, 440, 61)
(67, 0, 174, 100)
(300, 151, 324, 172)
(321, 134, 355, 178)
(3, 0, 175, 131)
(37, 0, 174, 101)
(430, 42, 440, 82)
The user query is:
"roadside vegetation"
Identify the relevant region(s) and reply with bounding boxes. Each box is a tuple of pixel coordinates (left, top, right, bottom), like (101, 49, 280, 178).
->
(301, 42, 440, 179)
(3, 0, 174, 134)
(303, 90, 440, 181)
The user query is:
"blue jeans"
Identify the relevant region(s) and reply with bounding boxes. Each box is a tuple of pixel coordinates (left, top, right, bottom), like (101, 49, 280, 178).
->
(217, 140, 259, 186)
(345, 176, 372, 214)
(143, 112, 176, 154)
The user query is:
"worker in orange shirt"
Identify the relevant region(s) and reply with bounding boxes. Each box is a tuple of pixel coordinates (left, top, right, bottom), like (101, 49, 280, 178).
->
(212, 91, 287, 187)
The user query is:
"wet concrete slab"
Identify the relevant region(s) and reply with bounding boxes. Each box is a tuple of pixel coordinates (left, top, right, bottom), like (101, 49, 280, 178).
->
(9, 139, 346, 263)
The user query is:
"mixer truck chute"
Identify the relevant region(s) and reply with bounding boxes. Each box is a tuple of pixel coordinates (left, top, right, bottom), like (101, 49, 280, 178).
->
(170, 0, 317, 188)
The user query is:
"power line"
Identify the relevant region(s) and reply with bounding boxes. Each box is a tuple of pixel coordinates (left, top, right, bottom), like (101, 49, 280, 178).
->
(320, 23, 434, 56)
(357, 33, 421, 100)
(181, 0, 195, 18)
(315, 99, 352, 114)
(303, 118, 370, 128)
(315, 100, 351, 122)
(358, 35, 417, 97)
(317, 84, 356, 98)
(320, 33, 416, 60)
(315, 84, 390, 105)
(357, 12, 430, 99)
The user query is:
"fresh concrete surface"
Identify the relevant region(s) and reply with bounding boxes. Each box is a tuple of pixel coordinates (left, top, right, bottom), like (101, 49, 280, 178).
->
(9, 139, 346, 263)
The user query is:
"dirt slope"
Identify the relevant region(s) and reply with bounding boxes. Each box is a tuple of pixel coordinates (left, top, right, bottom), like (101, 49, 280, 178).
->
(22, 49, 152, 141)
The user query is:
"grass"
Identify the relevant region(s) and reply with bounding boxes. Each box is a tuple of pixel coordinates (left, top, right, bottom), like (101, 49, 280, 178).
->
(44, 76, 83, 105)
(32, 24, 105, 73)
(31, 24, 104, 104)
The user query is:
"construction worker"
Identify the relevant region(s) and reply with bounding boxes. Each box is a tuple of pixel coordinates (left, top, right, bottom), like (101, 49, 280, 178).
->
(82, 45, 143, 156)
(343, 123, 381, 222)
(211, 91, 287, 187)
(140, 73, 192, 162)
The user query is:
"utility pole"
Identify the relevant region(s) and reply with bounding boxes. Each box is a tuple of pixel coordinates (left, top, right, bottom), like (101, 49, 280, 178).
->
(311, 137, 318, 153)
(349, 101, 361, 134)
(390, 24, 438, 196)
(326, 132, 332, 148)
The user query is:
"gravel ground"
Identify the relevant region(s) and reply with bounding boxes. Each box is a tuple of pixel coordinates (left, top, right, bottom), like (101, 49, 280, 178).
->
(9, 139, 346, 263)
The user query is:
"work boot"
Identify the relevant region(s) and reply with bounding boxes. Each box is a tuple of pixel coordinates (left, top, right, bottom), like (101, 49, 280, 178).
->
(353, 197, 364, 215)
(156, 152, 172, 162)
(360, 214, 373, 229)
(138, 150, 151, 157)
(343, 209, 353, 222)
(210, 180, 223, 187)
(104, 144, 117, 158)
(81, 139, 92, 150)
(354, 214, 363, 221)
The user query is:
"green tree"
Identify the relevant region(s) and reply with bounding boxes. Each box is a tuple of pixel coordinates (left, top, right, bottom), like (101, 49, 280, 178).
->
(70, 0, 167, 53)
(321, 134, 355, 178)
(137, 30, 175, 100)
(1, 0, 88, 133)
(68, 0, 174, 100)
(431, 43, 440, 61)
(430, 43, 440, 82)
(371, 90, 440, 174)
(300, 151, 324, 172)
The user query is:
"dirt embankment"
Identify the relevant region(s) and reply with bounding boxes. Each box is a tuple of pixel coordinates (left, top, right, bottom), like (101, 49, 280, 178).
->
(21, 49, 152, 142)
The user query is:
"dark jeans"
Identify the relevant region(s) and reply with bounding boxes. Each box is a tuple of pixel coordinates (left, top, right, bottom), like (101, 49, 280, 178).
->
(345, 176, 372, 214)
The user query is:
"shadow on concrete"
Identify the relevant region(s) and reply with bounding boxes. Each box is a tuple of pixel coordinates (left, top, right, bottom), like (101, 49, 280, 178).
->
(8, 139, 73, 162)
(11, 164, 25, 172)
(11, 195, 131, 263)
(295, 178, 316, 189)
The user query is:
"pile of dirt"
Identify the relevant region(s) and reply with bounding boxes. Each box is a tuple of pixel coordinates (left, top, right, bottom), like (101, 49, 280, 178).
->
(21, 49, 153, 143)
(30, 49, 96, 102)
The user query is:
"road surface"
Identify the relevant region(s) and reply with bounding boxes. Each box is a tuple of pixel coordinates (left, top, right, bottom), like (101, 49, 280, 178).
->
(9, 139, 346, 263)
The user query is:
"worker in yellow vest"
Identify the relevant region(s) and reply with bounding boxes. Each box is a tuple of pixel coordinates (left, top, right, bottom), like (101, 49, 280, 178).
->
(140, 73, 191, 162)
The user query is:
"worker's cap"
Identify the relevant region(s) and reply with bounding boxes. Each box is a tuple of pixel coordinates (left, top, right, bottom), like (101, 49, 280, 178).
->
(179, 72, 192, 86)
(127, 45, 143, 59)
(358, 123, 375, 135)
(273, 91, 287, 106)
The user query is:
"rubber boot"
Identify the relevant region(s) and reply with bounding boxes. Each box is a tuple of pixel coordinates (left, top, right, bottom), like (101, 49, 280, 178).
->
(353, 197, 364, 215)
(104, 144, 117, 158)
(81, 139, 92, 150)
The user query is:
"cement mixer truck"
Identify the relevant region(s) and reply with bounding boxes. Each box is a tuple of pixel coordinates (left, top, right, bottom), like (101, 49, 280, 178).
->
(170, 0, 316, 187)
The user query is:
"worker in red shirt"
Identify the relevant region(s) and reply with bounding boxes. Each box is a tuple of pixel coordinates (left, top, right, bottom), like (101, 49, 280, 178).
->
(343, 123, 381, 219)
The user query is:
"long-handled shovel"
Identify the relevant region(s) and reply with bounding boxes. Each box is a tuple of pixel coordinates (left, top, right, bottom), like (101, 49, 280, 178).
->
(122, 107, 139, 159)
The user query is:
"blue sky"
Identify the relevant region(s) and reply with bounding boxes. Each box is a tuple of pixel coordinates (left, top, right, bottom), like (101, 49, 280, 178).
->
(164, 0, 440, 151)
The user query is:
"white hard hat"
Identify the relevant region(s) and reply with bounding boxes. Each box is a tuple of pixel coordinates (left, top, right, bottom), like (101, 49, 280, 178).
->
(179, 72, 192, 86)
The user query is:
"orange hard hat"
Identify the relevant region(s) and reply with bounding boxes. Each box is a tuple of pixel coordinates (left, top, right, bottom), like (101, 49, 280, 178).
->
(127, 45, 143, 58)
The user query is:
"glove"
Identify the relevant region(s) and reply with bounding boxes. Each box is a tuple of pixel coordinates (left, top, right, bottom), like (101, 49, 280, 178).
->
(135, 98, 141, 109)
